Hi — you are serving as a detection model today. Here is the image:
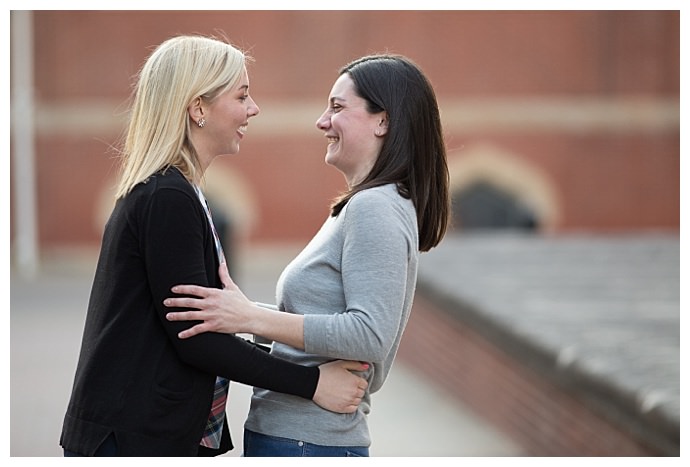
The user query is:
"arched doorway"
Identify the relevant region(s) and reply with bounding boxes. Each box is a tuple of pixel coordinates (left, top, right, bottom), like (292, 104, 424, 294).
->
(453, 181, 538, 230)
(447, 143, 560, 233)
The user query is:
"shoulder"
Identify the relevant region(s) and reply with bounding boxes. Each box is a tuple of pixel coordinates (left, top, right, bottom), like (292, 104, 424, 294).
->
(144, 166, 192, 191)
(350, 183, 395, 205)
(344, 184, 417, 233)
(348, 184, 415, 217)
(340, 184, 419, 254)
(125, 167, 201, 220)
(130, 167, 195, 199)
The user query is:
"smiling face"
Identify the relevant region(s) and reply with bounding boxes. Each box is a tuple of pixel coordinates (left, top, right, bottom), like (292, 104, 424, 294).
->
(316, 73, 387, 187)
(190, 66, 260, 170)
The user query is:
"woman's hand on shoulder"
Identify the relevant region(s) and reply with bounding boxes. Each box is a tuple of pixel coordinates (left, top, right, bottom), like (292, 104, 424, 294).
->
(164, 262, 255, 337)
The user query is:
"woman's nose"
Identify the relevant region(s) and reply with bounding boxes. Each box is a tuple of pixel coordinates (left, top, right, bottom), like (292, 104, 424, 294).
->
(248, 96, 260, 117)
(315, 111, 330, 130)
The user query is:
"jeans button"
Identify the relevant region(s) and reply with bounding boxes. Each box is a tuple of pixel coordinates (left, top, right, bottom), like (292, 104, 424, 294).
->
(298, 441, 304, 447)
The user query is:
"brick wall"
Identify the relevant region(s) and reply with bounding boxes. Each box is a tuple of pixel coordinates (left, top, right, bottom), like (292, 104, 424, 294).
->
(398, 294, 665, 456)
(10, 10, 680, 252)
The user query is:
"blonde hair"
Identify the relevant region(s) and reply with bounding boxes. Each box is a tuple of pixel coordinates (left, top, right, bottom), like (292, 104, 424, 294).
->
(115, 34, 247, 198)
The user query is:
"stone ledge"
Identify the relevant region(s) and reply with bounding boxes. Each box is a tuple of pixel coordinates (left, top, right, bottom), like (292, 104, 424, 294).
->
(413, 233, 679, 456)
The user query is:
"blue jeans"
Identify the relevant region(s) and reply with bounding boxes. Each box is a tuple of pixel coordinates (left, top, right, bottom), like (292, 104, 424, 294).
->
(64, 433, 118, 457)
(243, 429, 369, 457)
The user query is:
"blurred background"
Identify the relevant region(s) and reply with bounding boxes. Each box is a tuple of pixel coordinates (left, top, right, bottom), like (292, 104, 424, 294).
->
(10, 10, 680, 457)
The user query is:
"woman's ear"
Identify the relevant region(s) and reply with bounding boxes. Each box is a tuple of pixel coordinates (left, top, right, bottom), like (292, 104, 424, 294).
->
(187, 97, 204, 126)
(376, 112, 389, 136)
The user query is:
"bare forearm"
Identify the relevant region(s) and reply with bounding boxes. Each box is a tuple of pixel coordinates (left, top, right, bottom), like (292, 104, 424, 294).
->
(251, 305, 305, 350)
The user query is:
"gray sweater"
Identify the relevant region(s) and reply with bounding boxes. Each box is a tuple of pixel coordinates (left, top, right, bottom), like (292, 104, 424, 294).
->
(244, 183, 419, 447)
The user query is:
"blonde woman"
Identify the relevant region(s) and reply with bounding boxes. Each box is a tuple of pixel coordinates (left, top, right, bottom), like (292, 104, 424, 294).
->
(60, 34, 367, 457)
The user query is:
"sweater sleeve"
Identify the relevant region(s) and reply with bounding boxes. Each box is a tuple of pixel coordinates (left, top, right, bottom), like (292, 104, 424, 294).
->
(144, 186, 318, 399)
(303, 189, 416, 362)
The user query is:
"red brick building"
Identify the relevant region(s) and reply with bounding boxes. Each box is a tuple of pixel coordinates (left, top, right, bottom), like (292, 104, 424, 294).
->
(9, 10, 680, 456)
(10, 10, 679, 259)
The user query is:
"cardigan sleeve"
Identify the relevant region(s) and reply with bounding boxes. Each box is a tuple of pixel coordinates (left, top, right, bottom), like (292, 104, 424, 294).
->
(143, 185, 318, 399)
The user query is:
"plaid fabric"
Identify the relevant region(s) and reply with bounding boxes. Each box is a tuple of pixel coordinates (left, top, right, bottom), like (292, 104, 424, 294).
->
(194, 185, 230, 449)
(199, 376, 230, 448)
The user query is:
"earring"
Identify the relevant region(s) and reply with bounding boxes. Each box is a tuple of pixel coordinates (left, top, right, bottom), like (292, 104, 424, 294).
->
(375, 129, 382, 136)
(197, 118, 206, 128)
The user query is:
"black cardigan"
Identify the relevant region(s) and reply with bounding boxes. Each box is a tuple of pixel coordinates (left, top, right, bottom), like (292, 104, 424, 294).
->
(60, 167, 318, 456)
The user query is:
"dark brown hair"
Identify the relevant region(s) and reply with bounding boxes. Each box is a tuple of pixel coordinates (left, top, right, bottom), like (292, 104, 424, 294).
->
(330, 54, 450, 252)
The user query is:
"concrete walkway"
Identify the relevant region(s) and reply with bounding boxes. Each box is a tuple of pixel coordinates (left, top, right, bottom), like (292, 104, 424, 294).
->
(415, 232, 680, 455)
(10, 245, 522, 457)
